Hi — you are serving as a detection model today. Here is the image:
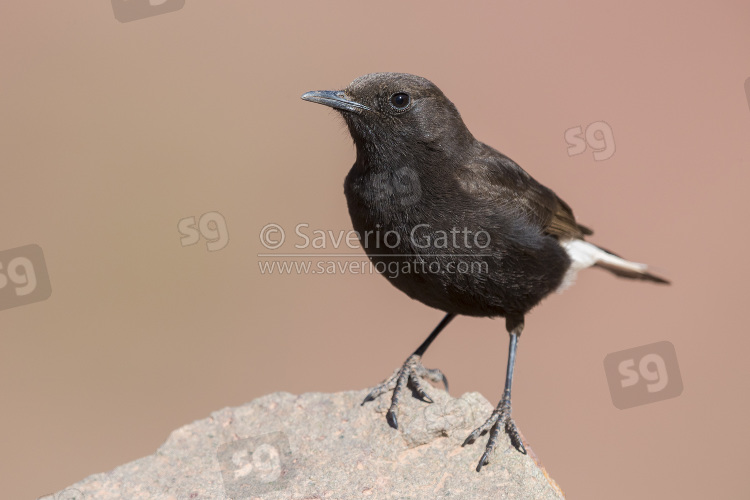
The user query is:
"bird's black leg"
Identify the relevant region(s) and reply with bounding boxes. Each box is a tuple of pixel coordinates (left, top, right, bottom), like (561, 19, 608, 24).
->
(463, 315, 526, 472)
(362, 313, 455, 429)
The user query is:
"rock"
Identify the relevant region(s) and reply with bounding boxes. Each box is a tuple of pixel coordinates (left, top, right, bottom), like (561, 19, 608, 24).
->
(46, 389, 564, 499)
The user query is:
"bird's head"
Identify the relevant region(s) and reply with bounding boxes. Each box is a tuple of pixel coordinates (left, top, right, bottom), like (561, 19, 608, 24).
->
(302, 73, 474, 162)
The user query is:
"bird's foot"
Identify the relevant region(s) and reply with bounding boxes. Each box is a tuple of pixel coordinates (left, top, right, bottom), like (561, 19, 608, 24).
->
(361, 353, 448, 429)
(462, 396, 526, 472)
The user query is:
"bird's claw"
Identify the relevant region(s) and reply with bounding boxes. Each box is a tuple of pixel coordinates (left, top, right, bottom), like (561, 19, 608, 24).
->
(361, 353, 448, 429)
(463, 397, 526, 472)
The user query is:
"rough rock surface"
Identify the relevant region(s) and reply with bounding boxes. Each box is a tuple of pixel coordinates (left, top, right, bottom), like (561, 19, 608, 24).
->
(47, 388, 564, 499)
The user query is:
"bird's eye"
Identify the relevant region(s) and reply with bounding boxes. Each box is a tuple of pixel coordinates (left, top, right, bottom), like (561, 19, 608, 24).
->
(390, 92, 410, 110)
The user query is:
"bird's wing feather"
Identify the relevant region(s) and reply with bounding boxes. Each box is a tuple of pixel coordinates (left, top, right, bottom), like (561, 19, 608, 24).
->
(456, 146, 591, 239)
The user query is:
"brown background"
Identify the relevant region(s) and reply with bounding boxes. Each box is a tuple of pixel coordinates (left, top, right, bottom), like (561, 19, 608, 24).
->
(2, 2, 749, 499)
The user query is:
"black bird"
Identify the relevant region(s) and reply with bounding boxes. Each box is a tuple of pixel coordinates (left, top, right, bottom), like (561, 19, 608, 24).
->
(301, 73, 668, 471)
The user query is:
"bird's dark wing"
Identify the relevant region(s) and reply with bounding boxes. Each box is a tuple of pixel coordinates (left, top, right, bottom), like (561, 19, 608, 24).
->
(456, 147, 592, 239)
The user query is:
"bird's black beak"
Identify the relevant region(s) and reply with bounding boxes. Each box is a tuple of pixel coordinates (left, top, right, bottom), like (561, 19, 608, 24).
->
(301, 90, 371, 114)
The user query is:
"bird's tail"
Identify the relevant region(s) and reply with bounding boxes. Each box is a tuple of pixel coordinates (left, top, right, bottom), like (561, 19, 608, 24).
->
(558, 239, 670, 291)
